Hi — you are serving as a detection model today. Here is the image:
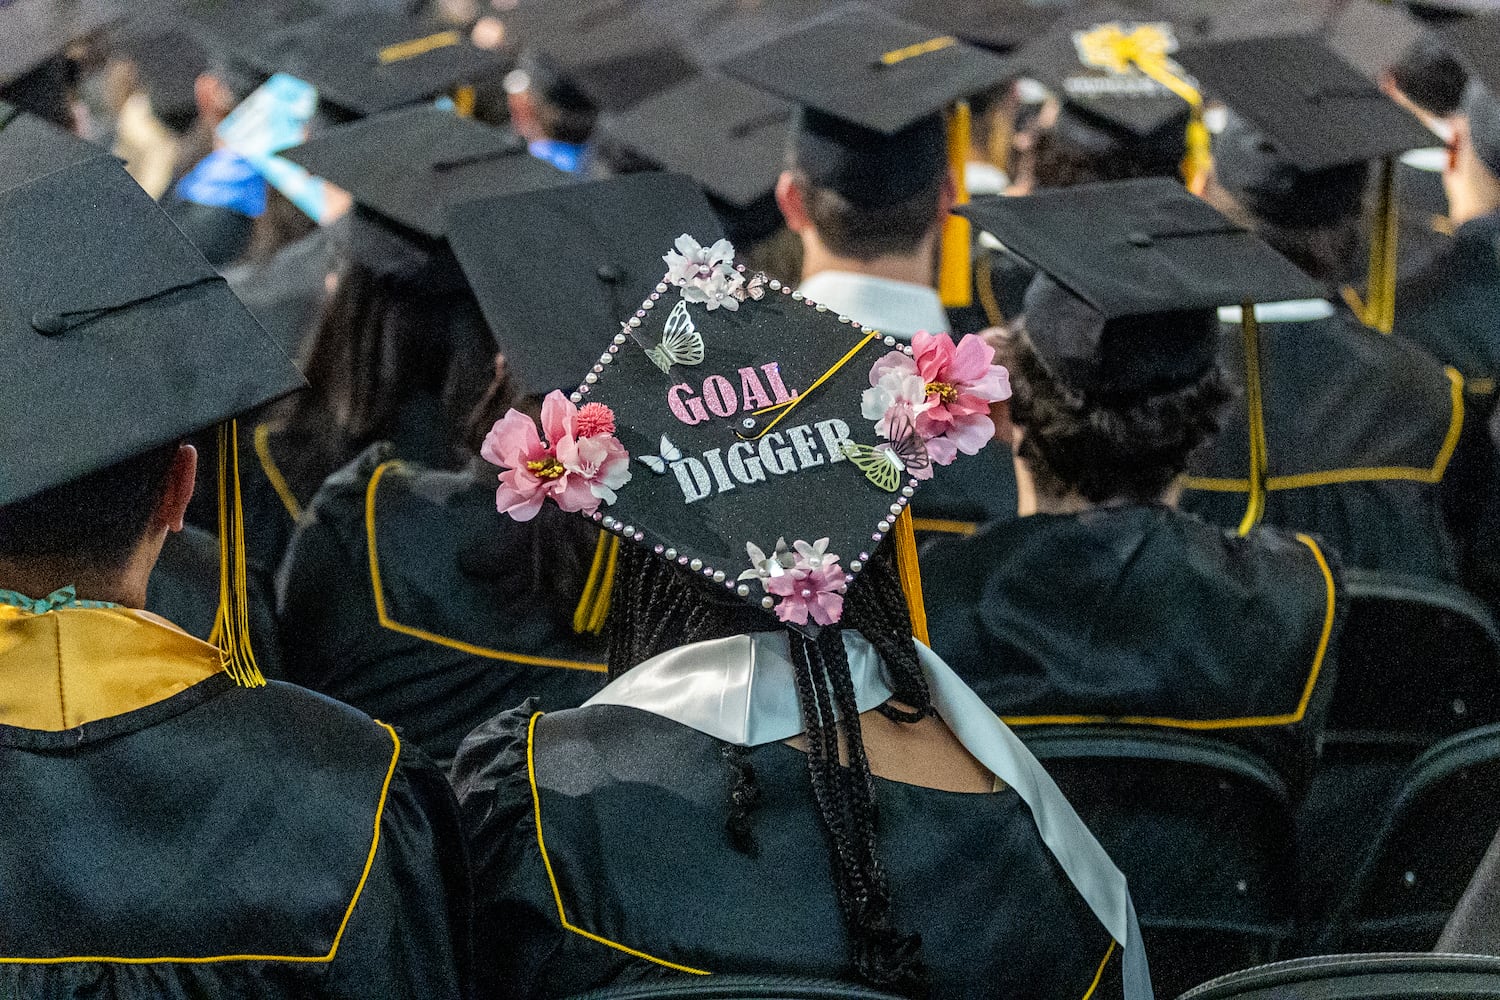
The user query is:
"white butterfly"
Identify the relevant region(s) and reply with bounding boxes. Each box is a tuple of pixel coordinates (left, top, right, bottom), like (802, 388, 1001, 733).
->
(636, 434, 684, 474)
(645, 300, 706, 373)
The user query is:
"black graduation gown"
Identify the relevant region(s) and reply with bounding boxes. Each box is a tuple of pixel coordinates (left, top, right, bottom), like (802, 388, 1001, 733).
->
(946, 244, 1036, 337)
(279, 445, 608, 768)
(145, 523, 286, 679)
(452, 702, 1123, 1000)
(224, 221, 340, 359)
(923, 506, 1342, 789)
(1182, 309, 1464, 580)
(0, 606, 471, 998)
(908, 443, 1018, 543)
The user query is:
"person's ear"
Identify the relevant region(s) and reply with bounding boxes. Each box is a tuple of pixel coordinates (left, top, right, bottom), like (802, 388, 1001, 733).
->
(938, 169, 958, 219)
(153, 444, 198, 534)
(776, 170, 811, 233)
(507, 88, 542, 143)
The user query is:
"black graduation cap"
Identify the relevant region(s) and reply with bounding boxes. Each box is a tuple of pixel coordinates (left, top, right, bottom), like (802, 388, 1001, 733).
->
(599, 74, 793, 210)
(874, 0, 1070, 53)
(248, 10, 505, 118)
(1323, 0, 1429, 83)
(444, 172, 725, 392)
(1441, 12, 1500, 93)
(0, 156, 304, 506)
(1005, 3, 1200, 139)
(1175, 32, 1437, 171)
(502, 0, 697, 114)
(0, 0, 123, 85)
(958, 178, 1321, 399)
(497, 223, 963, 626)
(0, 98, 108, 190)
(283, 105, 568, 239)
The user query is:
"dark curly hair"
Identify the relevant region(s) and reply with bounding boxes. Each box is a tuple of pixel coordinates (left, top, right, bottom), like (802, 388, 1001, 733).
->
(605, 541, 932, 996)
(1002, 326, 1230, 504)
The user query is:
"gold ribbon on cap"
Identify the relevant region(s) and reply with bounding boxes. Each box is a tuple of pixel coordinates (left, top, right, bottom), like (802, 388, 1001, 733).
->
(1074, 22, 1213, 194)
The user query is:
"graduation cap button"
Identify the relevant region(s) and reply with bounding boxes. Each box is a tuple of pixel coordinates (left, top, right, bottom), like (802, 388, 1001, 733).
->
(30, 312, 66, 336)
(1128, 231, 1154, 247)
(597, 264, 623, 283)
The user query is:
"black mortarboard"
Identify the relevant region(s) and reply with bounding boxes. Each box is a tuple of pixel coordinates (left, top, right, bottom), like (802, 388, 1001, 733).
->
(444, 173, 724, 392)
(503, 0, 697, 114)
(1006, 4, 1200, 139)
(724, 2, 1012, 137)
(1441, 12, 1500, 93)
(284, 105, 567, 239)
(490, 225, 987, 628)
(0, 0, 123, 85)
(875, 0, 1069, 53)
(959, 179, 1320, 399)
(1175, 33, 1437, 171)
(249, 11, 505, 118)
(599, 74, 793, 210)
(0, 155, 304, 506)
(1324, 0, 1429, 83)
(0, 98, 107, 190)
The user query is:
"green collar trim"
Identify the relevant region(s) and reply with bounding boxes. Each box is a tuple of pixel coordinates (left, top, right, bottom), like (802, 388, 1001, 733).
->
(0, 585, 120, 613)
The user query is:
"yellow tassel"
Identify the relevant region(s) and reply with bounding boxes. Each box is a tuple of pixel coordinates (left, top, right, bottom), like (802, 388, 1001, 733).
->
(1237, 306, 1268, 536)
(1363, 156, 1399, 334)
(572, 530, 619, 635)
(453, 85, 476, 118)
(1182, 104, 1213, 195)
(940, 101, 973, 309)
(211, 421, 266, 687)
(892, 509, 930, 646)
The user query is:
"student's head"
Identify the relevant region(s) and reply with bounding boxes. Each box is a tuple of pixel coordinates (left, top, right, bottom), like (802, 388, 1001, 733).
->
(0, 57, 75, 132)
(1000, 322, 1229, 507)
(1205, 112, 1369, 287)
(277, 211, 497, 494)
(1387, 32, 1469, 120)
(504, 52, 598, 146)
(1028, 101, 1189, 190)
(777, 110, 954, 269)
(0, 442, 197, 587)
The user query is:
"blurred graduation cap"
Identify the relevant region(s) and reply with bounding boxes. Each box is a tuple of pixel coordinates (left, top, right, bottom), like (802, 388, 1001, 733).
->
(875, 0, 1070, 53)
(1323, 0, 1429, 83)
(1176, 31, 1436, 331)
(597, 74, 792, 241)
(502, 0, 697, 114)
(444, 172, 724, 393)
(479, 214, 970, 635)
(0, 98, 107, 190)
(724, 2, 1013, 304)
(959, 179, 1320, 401)
(0, 0, 123, 85)
(249, 10, 505, 118)
(284, 105, 568, 282)
(1441, 12, 1500, 92)
(0, 155, 303, 682)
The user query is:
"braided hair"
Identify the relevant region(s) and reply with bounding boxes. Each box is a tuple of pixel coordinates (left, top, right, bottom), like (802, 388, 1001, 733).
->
(605, 541, 931, 995)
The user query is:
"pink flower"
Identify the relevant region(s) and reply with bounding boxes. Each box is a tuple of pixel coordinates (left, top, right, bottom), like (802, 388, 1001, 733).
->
(575, 403, 616, 438)
(766, 560, 846, 626)
(480, 390, 632, 521)
(861, 333, 1011, 466)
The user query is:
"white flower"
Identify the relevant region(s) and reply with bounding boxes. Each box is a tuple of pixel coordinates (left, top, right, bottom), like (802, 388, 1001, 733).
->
(793, 537, 835, 571)
(861, 368, 932, 440)
(663, 234, 736, 287)
(739, 537, 796, 582)
(683, 268, 744, 311)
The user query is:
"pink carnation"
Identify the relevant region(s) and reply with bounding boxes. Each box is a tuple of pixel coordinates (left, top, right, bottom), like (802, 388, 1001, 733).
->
(480, 390, 632, 521)
(575, 403, 616, 438)
(766, 561, 847, 626)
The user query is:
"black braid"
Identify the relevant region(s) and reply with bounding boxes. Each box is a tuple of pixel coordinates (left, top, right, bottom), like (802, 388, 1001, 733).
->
(605, 540, 930, 996)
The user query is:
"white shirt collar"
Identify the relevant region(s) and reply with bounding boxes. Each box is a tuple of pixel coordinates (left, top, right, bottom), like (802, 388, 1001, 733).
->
(585, 630, 1153, 999)
(797, 271, 950, 343)
(1218, 299, 1336, 324)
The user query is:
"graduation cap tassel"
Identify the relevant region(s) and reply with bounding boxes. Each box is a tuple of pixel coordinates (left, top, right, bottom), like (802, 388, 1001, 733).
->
(1237, 307, 1269, 536)
(1364, 156, 1399, 334)
(938, 101, 974, 309)
(572, 530, 620, 635)
(891, 509, 930, 646)
(211, 421, 266, 687)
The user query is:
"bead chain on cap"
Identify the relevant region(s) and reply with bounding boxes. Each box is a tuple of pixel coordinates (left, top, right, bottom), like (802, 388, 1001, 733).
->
(566, 264, 928, 595)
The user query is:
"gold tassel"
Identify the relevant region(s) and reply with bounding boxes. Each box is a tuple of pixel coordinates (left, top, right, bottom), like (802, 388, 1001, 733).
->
(572, 530, 620, 635)
(1363, 156, 1399, 334)
(892, 509, 930, 646)
(211, 420, 266, 687)
(1182, 103, 1213, 195)
(1237, 306, 1268, 536)
(939, 101, 973, 309)
(452, 85, 476, 118)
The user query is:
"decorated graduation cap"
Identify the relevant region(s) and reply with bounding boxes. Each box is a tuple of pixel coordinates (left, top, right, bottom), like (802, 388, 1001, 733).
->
(1176, 31, 1437, 333)
(596, 74, 793, 241)
(249, 10, 504, 118)
(0, 98, 106, 190)
(477, 223, 1010, 636)
(1006, 3, 1211, 189)
(961, 177, 1317, 533)
(724, 1, 1013, 307)
(0, 155, 304, 683)
(284, 105, 567, 282)
(503, 0, 697, 116)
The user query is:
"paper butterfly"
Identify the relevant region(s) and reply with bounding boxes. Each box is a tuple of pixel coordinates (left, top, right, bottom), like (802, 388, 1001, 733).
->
(636, 434, 684, 474)
(839, 411, 930, 493)
(645, 300, 706, 373)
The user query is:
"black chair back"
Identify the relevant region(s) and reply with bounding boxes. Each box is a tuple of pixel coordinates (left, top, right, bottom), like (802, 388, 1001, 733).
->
(1320, 724, 1500, 953)
(1177, 952, 1500, 999)
(1024, 726, 1296, 1000)
(562, 975, 908, 999)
